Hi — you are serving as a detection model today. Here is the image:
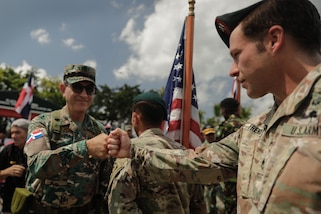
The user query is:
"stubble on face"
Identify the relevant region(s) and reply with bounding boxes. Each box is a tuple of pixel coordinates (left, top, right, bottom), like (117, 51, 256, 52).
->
(230, 26, 270, 99)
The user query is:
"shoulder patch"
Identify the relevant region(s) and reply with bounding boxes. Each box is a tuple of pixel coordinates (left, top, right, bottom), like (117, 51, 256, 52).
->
(27, 130, 44, 144)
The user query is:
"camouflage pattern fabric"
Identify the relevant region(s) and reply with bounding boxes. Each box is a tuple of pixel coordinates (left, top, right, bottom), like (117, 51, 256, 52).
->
(215, 114, 245, 142)
(204, 114, 244, 214)
(129, 65, 321, 213)
(24, 106, 112, 209)
(108, 128, 206, 214)
(203, 180, 237, 214)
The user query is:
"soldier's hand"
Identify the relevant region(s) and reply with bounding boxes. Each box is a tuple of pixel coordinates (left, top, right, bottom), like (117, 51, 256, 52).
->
(107, 128, 131, 158)
(86, 133, 109, 159)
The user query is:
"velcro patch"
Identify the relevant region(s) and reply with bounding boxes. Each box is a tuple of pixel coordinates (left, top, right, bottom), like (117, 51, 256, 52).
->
(26, 130, 44, 144)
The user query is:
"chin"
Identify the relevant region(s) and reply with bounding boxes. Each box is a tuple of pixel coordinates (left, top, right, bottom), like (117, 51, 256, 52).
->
(247, 91, 264, 99)
(75, 106, 89, 113)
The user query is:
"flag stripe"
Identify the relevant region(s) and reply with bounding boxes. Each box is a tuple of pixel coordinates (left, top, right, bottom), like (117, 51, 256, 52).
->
(15, 73, 35, 119)
(163, 21, 202, 149)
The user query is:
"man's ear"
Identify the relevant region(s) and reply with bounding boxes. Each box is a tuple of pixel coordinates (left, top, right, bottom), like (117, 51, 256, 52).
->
(60, 83, 66, 97)
(132, 112, 140, 126)
(267, 25, 284, 53)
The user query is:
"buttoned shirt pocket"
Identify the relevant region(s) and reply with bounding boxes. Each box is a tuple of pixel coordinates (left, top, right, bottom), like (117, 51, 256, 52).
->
(238, 124, 264, 200)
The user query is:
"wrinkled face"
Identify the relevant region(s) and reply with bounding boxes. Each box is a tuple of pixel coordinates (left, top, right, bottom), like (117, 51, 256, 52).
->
(229, 25, 272, 99)
(61, 81, 95, 114)
(11, 126, 28, 149)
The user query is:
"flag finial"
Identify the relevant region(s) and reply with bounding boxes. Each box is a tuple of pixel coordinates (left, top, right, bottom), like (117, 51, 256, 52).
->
(188, 0, 195, 16)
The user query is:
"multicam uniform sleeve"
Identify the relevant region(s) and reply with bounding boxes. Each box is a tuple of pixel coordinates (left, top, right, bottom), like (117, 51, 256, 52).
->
(24, 113, 90, 179)
(108, 158, 142, 214)
(130, 130, 240, 185)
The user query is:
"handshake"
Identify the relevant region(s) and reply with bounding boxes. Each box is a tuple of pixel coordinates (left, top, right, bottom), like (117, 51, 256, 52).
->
(85, 128, 131, 159)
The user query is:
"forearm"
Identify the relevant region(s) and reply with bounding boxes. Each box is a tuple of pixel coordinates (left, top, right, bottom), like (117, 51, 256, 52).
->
(130, 143, 237, 184)
(27, 140, 89, 178)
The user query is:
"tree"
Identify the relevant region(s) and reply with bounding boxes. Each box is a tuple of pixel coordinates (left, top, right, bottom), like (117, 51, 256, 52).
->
(0, 67, 28, 91)
(38, 77, 65, 107)
(89, 84, 142, 126)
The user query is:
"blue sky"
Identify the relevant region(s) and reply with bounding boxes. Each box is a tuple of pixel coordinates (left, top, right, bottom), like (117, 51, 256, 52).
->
(1, 0, 321, 120)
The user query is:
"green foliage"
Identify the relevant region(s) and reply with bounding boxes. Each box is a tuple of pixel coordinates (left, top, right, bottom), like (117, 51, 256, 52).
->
(0, 67, 27, 91)
(89, 84, 142, 124)
(38, 77, 65, 107)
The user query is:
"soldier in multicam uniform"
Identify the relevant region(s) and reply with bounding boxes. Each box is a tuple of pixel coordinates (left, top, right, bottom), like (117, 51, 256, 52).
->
(107, 0, 321, 213)
(24, 64, 113, 214)
(107, 92, 206, 214)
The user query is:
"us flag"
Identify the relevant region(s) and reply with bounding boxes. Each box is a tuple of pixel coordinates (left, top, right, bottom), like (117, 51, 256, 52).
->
(163, 22, 202, 149)
(15, 73, 35, 119)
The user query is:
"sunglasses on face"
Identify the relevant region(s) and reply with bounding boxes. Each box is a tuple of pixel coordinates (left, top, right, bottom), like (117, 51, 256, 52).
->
(68, 82, 96, 95)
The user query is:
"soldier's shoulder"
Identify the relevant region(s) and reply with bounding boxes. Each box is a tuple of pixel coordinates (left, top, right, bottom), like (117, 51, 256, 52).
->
(29, 112, 53, 128)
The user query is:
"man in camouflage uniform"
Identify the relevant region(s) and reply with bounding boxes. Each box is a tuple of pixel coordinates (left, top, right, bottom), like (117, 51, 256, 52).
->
(108, 0, 321, 213)
(108, 92, 205, 213)
(203, 98, 244, 214)
(24, 64, 113, 213)
(215, 98, 244, 142)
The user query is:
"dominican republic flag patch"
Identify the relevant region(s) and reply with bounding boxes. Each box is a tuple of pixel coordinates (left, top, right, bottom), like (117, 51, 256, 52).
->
(27, 130, 44, 144)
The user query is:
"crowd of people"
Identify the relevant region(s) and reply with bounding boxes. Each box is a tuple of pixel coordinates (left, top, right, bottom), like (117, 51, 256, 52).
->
(0, 0, 321, 213)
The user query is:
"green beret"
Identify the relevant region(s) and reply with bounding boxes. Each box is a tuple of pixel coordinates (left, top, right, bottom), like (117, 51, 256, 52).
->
(133, 92, 167, 120)
(215, 1, 263, 47)
(63, 64, 96, 85)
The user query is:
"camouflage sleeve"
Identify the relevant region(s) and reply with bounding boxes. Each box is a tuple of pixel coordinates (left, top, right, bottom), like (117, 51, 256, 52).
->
(189, 184, 207, 213)
(108, 159, 142, 214)
(24, 114, 90, 179)
(130, 132, 239, 185)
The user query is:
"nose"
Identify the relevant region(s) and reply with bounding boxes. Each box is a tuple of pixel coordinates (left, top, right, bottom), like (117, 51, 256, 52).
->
(229, 62, 239, 77)
(79, 87, 88, 95)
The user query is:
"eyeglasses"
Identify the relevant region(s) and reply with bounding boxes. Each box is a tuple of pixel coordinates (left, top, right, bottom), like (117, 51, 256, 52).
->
(67, 82, 96, 95)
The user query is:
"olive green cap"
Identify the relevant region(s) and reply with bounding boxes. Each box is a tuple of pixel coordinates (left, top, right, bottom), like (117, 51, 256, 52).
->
(132, 92, 167, 120)
(215, 1, 263, 47)
(63, 64, 96, 85)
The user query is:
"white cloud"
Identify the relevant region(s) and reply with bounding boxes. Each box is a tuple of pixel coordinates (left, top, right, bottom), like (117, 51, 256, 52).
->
(30, 28, 51, 45)
(14, 60, 47, 79)
(83, 60, 97, 69)
(114, 0, 275, 118)
(62, 38, 84, 50)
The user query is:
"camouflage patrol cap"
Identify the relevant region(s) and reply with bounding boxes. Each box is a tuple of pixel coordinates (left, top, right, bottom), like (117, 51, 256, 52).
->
(133, 92, 167, 120)
(63, 64, 96, 85)
(215, 1, 263, 47)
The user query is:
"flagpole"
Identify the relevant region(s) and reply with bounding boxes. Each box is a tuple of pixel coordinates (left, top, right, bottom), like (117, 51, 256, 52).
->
(182, 0, 195, 148)
(232, 77, 241, 115)
(237, 81, 241, 115)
